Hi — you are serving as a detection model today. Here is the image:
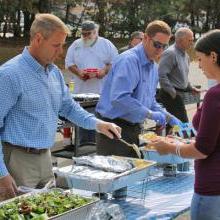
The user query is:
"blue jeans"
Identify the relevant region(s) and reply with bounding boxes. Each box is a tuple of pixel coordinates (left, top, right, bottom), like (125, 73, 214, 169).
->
(191, 193, 220, 220)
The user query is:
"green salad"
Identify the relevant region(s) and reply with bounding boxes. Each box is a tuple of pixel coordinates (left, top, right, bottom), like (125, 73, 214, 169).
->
(0, 190, 93, 220)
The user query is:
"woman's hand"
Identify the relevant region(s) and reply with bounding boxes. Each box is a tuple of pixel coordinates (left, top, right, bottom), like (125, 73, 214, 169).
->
(148, 137, 175, 155)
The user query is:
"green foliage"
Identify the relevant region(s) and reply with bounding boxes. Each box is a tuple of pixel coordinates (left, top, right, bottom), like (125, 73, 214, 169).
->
(0, 0, 220, 38)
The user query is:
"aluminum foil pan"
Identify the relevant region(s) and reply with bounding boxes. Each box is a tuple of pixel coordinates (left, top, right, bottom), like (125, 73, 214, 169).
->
(0, 189, 99, 220)
(56, 156, 155, 193)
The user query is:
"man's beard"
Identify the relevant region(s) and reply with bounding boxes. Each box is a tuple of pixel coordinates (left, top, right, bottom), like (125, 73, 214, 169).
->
(82, 38, 96, 47)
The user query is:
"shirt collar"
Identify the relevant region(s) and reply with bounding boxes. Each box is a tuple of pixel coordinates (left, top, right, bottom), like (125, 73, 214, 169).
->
(174, 44, 186, 56)
(22, 47, 54, 74)
(135, 43, 152, 66)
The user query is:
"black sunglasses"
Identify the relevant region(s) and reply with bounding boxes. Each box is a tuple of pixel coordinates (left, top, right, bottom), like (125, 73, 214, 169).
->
(151, 39, 168, 50)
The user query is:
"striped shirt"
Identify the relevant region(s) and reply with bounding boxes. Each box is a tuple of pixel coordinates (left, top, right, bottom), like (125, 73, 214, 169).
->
(0, 47, 98, 176)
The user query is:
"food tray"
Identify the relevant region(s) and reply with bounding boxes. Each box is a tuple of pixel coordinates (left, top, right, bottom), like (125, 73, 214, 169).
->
(139, 133, 192, 164)
(51, 200, 97, 220)
(141, 147, 191, 164)
(56, 156, 155, 193)
(0, 189, 99, 220)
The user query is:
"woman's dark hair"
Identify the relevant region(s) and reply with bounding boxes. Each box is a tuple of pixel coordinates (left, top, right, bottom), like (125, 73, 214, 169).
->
(195, 29, 220, 66)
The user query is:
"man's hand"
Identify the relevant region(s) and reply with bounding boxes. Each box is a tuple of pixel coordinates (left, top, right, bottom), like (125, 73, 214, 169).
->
(77, 69, 90, 81)
(149, 111, 166, 127)
(96, 68, 106, 79)
(191, 86, 201, 95)
(0, 175, 18, 201)
(97, 64, 111, 79)
(168, 115, 182, 127)
(96, 120, 121, 139)
(148, 137, 174, 155)
(69, 65, 89, 81)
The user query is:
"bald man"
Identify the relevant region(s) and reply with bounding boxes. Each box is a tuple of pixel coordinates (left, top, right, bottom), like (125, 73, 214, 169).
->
(158, 27, 199, 124)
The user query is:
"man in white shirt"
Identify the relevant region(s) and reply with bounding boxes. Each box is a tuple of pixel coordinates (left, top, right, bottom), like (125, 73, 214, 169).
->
(65, 20, 118, 145)
(65, 20, 118, 94)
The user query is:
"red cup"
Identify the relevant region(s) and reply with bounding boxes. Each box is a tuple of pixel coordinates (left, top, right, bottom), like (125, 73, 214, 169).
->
(84, 68, 99, 78)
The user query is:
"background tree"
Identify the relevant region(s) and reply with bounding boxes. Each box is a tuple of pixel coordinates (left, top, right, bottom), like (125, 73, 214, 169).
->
(1, 0, 220, 39)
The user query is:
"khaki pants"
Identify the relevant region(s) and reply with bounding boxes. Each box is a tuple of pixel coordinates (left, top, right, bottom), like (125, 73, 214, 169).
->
(2, 142, 54, 188)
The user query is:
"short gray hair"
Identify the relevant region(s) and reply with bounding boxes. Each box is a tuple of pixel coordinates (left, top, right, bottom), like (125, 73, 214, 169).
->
(30, 13, 71, 40)
(175, 27, 193, 40)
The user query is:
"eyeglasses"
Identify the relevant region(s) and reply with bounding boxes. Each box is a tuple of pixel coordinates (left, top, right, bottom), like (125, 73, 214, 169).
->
(81, 31, 93, 37)
(151, 39, 168, 50)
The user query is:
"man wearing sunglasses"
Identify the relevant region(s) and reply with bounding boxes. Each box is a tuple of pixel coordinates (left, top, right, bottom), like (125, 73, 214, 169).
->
(95, 20, 181, 198)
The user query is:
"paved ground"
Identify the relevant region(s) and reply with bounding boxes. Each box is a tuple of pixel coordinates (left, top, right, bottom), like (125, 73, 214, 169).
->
(186, 61, 207, 120)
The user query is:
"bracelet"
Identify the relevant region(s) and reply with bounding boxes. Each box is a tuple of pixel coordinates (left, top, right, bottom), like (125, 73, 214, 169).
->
(175, 144, 181, 157)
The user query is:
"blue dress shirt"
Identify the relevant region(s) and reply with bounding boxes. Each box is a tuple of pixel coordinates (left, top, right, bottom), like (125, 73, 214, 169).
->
(96, 43, 166, 123)
(0, 47, 98, 176)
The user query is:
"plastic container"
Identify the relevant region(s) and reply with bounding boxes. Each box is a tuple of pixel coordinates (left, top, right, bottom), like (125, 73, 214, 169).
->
(84, 68, 99, 79)
(69, 78, 75, 93)
(141, 148, 191, 164)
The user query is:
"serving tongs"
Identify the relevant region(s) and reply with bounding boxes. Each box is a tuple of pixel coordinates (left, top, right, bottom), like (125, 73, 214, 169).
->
(111, 132, 142, 159)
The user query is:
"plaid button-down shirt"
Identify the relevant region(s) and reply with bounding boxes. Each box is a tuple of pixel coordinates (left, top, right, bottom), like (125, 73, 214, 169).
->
(0, 47, 97, 176)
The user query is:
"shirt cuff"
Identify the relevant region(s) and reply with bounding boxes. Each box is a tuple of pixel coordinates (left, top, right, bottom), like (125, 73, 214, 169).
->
(89, 117, 99, 130)
(0, 160, 9, 177)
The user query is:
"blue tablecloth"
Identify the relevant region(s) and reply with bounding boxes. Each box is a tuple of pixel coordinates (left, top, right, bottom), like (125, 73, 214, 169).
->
(71, 171, 194, 220)
(115, 172, 194, 219)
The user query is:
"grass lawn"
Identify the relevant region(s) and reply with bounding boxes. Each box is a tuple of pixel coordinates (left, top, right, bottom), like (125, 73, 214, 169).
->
(0, 45, 22, 65)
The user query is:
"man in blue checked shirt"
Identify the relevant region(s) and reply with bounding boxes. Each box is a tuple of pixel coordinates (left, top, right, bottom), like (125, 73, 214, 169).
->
(0, 13, 121, 200)
(96, 20, 181, 159)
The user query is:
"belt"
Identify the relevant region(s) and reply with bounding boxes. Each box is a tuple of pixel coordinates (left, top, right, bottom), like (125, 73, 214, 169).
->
(4, 142, 48, 154)
(96, 112, 141, 127)
(174, 87, 191, 92)
(22, 147, 48, 154)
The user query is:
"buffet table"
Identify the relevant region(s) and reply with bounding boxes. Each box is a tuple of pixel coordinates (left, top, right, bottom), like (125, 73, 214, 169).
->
(0, 155, 194, 220)
(69, 169, 194, 220)
(119, 172, 193, 219)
